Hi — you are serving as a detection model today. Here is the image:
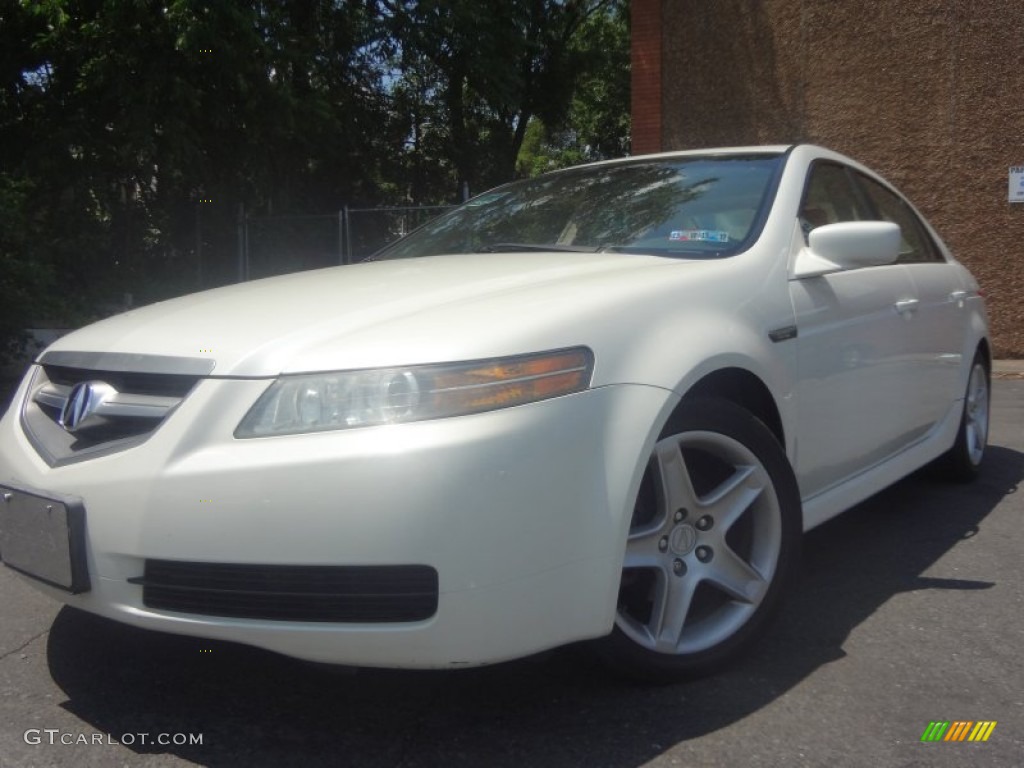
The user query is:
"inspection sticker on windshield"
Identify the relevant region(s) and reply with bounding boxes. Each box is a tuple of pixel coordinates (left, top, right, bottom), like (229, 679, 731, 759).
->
(669, 230, 729, 243)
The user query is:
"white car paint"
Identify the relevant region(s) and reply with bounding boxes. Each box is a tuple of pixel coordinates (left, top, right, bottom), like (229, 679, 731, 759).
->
(0, 145, 989, 669)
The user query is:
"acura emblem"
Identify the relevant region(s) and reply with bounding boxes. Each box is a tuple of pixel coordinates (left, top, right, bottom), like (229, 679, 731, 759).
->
(59, 381, 117, 433)
(669, 523, 698, 556)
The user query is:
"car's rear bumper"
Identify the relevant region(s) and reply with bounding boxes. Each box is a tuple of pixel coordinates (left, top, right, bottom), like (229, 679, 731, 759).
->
(0, 371, 672, 667)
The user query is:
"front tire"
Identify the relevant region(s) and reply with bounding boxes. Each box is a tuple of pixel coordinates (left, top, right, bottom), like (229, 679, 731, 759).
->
(596, 399, 801, 682)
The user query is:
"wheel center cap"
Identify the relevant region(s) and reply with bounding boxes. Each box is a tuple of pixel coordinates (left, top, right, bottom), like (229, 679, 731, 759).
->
(669, 524, 698, 556)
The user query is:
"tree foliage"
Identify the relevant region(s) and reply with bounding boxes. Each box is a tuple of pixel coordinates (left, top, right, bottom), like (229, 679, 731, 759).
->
(516, 0, 630, 177)
(382, 0, 620, 196)
(0, 0, 630, 363)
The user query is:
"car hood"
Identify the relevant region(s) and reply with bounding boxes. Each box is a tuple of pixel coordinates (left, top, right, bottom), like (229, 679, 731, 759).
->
(45, 252, 694, 377)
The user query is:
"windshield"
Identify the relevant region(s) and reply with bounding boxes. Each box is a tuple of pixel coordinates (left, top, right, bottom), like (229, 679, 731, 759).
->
(374, 153, 785, 260)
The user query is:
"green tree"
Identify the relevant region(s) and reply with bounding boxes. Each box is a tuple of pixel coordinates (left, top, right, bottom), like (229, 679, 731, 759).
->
(382, 0, 619, 199)
(1, 1, 392, 312)
(516, 0, 630, 177)
(0, 174, 54, 367)
(0, 0, 631, 362)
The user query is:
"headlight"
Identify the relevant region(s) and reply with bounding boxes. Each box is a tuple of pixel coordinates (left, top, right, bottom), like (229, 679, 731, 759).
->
(235, 347, 593, 437)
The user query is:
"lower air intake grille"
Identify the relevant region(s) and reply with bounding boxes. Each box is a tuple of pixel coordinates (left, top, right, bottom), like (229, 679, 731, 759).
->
(133, 560, 439, 623)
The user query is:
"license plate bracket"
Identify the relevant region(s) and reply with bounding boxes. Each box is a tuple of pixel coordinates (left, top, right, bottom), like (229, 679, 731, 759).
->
(0, 483, 90, 593)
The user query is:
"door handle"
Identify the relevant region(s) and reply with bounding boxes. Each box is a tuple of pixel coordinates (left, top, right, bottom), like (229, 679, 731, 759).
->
(894, 298, 919, 315)
(950, 290, 967, 306)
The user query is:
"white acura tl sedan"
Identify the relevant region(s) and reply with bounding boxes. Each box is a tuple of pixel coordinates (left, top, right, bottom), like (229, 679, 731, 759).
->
(0, 145, 989, 679)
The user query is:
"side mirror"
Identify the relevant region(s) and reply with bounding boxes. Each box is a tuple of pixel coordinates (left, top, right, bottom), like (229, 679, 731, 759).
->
(792, 221, 901, 278)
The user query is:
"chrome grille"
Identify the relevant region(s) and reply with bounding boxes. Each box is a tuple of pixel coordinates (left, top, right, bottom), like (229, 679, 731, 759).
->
(20, 352, 214, 467)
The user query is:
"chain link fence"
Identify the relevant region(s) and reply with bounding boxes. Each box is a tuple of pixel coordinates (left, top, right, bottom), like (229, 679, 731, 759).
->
(241, 205, 452, 280)
(2, 204, 453, 387)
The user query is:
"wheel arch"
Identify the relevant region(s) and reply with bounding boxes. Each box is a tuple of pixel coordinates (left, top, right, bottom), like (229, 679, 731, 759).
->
(677, 367, 786, 449)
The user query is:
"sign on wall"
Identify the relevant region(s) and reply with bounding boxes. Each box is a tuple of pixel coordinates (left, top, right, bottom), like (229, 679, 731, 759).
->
(1011, 166, 1024, 203)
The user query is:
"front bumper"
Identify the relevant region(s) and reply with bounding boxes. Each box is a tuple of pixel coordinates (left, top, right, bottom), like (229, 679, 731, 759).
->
(0, 370, 672, 667)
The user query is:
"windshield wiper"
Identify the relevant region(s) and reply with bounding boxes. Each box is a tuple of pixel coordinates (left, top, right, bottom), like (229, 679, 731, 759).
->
(476, 242, 601, 253)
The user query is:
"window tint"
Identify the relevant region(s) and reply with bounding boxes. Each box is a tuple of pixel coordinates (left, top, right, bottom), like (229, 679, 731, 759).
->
(799, 162, 871, 242)
(855, 174, 943, 263)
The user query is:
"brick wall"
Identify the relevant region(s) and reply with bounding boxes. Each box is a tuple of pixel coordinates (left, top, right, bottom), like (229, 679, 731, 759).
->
(642, 0, 1024, 357)
(631, 0, 663, 155)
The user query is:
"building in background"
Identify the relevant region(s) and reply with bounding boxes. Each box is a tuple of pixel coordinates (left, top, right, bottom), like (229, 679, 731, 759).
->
(632, 0, 1023, 356)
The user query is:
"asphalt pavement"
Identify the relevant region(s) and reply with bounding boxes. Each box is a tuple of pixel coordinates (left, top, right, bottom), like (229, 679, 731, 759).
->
(0, 380, 1021, 768)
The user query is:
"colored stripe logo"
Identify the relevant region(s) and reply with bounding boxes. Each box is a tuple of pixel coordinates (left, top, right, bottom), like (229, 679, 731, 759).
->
(921, 721, 997, 742)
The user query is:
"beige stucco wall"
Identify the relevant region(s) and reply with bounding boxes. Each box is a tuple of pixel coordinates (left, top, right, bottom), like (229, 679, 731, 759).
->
(658, 0, 1024, 356)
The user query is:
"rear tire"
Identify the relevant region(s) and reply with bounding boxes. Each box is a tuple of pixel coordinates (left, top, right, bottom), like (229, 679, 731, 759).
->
(594, 399, 801, 682)
(935, 352, 990, 482)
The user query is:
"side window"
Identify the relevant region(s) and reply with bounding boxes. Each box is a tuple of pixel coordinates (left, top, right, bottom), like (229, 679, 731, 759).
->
(799, 162, 871, 242)
(855, 174, 943, 264)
